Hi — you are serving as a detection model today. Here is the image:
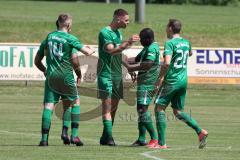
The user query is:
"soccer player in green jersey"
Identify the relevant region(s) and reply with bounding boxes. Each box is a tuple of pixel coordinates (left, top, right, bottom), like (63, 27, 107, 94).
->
(97, 9, 139, 146)
(125, 28, 160, 147)
(154, 19, 208, 149)
(35, 13, 95, 146)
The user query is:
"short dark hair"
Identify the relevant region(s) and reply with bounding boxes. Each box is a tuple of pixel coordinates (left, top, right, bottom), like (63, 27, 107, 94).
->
(113, 8, 128, 17)
(140, 28, 154, 46)
(57, 13, 72, 27)
(168, 19, 182, 34)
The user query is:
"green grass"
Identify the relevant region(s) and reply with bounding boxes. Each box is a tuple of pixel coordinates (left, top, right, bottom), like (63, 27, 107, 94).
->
(0, 83, 239, 160)
(0, 1, 239, 47)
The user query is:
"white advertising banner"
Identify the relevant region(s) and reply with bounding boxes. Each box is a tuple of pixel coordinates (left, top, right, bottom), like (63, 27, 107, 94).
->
(0, 43, 45, 81)
(0, 43, 239, 84)
(188, 48, 240, 84)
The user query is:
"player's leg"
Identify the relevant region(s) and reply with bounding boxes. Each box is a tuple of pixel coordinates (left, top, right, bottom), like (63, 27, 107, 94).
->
(110, 98, 119, 126)
(111, 78, 123, 126)
(154, 84, 172, 148)
(133, 88, 157, 147)
(171, 87, 208, 149)
(138, 104, 158, 147)
(131, 103, 147, 146)
(70, 98, 83, 146)
(39, 103, 55, 146)
(132, 121, 147, 146)
(100, 98, 115, 146)
(97, 76, 115, 146)
(60, 78, 83, 146)
(39, 81, 59, 146)
(154, 105, 167, 148)
(61, 100, 72, 145)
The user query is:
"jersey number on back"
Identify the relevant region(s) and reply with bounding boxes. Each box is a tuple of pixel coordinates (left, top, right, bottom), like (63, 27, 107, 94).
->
(174, 49, 188, 69)
(48, 41, 63, 60)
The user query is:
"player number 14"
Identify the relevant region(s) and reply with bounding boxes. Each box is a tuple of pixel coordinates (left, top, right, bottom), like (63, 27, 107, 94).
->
(48, 41, 63, 60)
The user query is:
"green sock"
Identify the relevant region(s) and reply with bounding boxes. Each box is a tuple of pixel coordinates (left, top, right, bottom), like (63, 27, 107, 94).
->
(63, 106, 72, 130)
(137, 120, 146, 142)
(102, 119, 112, 140)
(176, 112, 202, 134)
(155, 111, 166, 146)
(141, 111, 158, 140)
(41, 108, 52, 142)
(71, 105, 80, 137)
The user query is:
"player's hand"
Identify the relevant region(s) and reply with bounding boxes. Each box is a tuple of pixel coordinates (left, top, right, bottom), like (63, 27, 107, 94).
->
(129, 72, 136, 83)
(76, 76, 81, 88)
(154, 79, 163, 93)
(129, 34, 140, 43)
(189, 51, 193, 57)
(81, 45, 96, 56)
(86, 45, 96, 55)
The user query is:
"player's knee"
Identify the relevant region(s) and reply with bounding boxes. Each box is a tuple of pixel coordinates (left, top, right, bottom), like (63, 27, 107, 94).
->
(74, 98, 80, 105)
(102, 112, 112, 120)
(44, 103, 55, 110)
(154, 105, 165, 112)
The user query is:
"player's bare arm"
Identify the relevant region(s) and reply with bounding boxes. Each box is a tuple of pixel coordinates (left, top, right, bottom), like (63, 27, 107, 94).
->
(122, 54, 137, 83)
(105, 34, 140, 55)
(71, 54, 82, 87)
(155, 55, 171, 89)
(189, 50, 193, 57)
(34, 53, 46, 76)
(126, 60, 154, 73)
(79, 45, 95, 56)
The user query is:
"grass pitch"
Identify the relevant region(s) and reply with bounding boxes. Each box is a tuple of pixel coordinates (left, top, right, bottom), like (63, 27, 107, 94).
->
(0, 83, 239, 160)
(0, 1, 239, 47)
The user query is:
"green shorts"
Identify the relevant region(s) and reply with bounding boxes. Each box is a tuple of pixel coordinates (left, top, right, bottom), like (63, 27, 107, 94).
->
(137, 85, 155, 106)
(44, 77, 79, 103)
(155, 83, 186, 110)
(97, 76, 123, 99)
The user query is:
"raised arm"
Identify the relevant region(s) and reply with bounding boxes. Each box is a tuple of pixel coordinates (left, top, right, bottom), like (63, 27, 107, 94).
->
(79, 45, 95, 56)
(105, 34, 140, 56)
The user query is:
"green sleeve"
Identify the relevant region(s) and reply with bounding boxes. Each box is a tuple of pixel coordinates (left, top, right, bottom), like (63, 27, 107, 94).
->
(72, 48, 79, 55)
(37, 40, 47, 57)
(99, 31, 114, 51)
(68, 35, 84, 51)
(145, 46, 157, 61)
(163, 41, 173, 56)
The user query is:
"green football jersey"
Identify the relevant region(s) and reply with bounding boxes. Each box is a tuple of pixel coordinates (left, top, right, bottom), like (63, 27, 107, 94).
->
(136, 42, 161, 88)
(97, 26, 123, 79)
(163, 37, 191, 85)
(37, 31, 83, 85)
